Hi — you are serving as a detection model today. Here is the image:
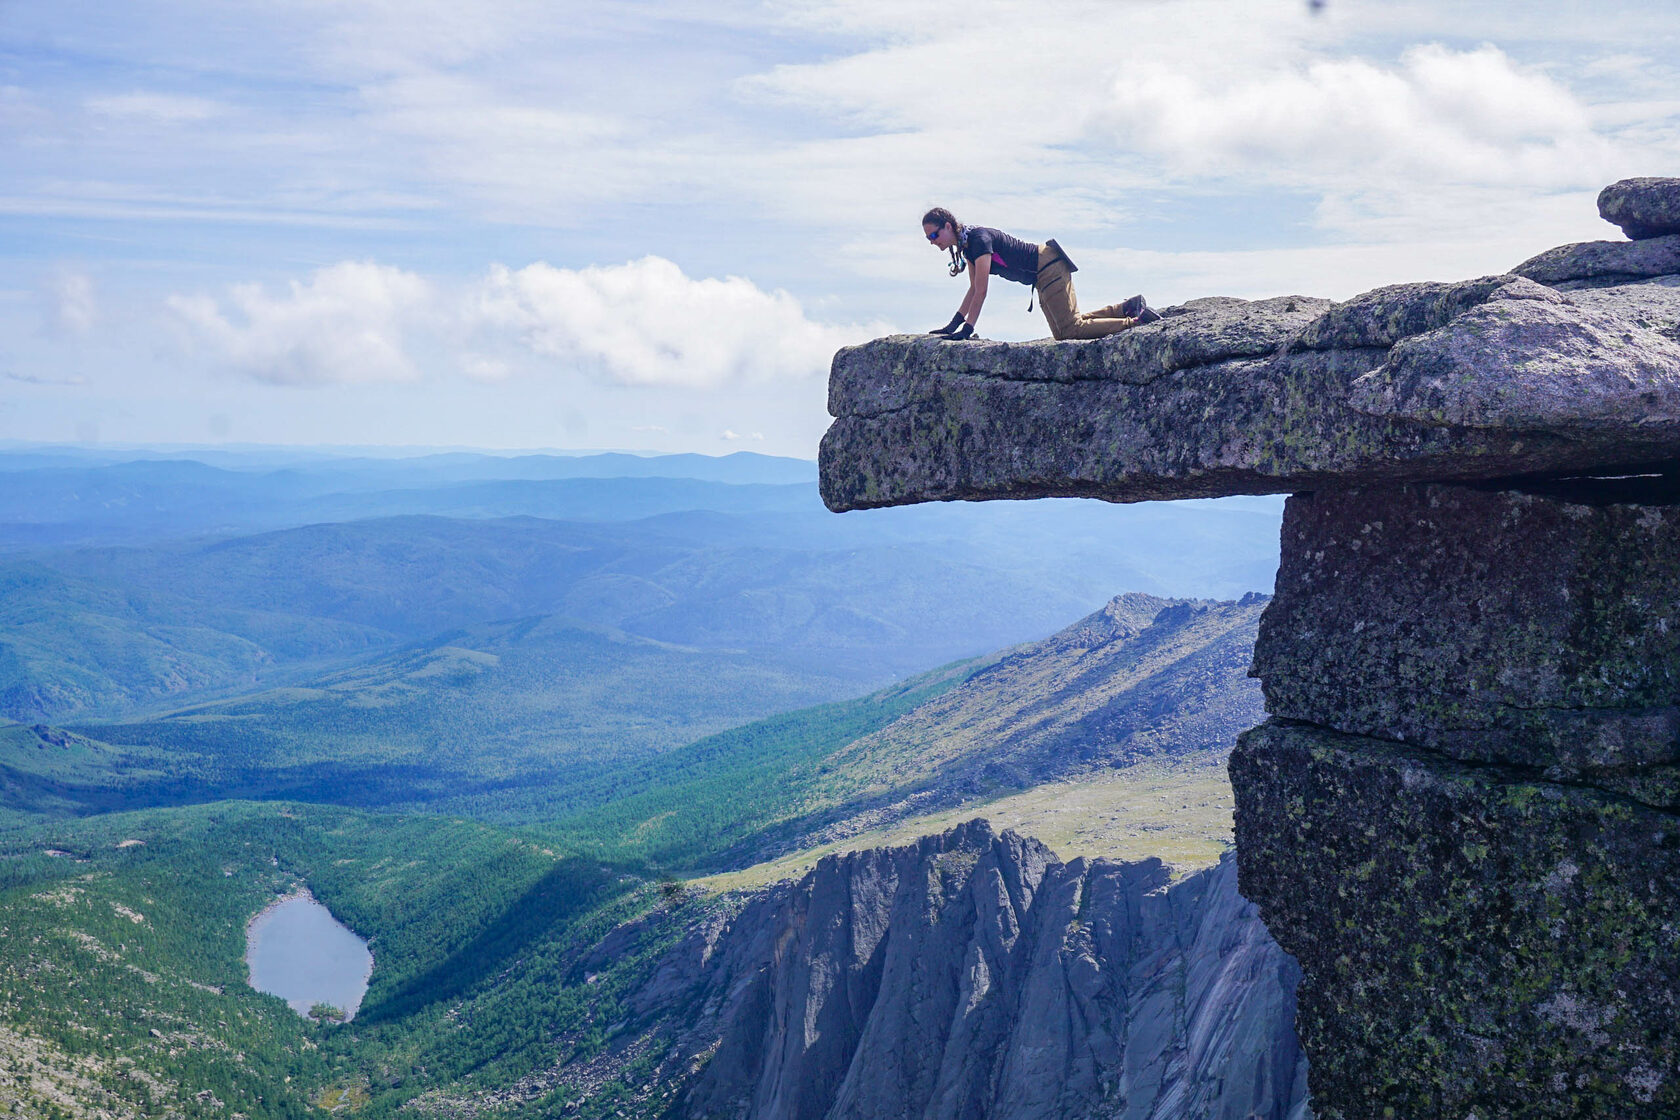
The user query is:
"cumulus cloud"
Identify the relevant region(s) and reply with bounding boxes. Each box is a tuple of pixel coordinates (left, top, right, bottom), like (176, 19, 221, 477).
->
(1105, 44, 1610, 188)
(163, 256, 874, 390)
(465, 257, 875, 388)
(167, 261, 432, 385)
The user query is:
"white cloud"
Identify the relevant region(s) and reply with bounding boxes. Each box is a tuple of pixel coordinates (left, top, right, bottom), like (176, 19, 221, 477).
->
(162, 255, 877, 392)
(167, 261, 432, 385)
(465, 257, 879, 388)
(1105, 44, 1609, 188)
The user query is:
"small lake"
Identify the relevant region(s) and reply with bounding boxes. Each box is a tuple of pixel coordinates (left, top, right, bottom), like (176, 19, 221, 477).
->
(245, 891, 373, 1022)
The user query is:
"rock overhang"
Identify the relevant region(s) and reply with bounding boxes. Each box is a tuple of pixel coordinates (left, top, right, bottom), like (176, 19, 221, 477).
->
(820, 249, 1680, 513)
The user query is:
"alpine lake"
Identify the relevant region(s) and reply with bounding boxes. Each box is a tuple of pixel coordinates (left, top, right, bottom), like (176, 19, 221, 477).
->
(244, 891, 373, 1022)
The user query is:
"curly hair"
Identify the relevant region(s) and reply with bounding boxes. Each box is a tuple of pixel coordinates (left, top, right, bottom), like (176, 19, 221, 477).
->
(921, 207, 966, 276)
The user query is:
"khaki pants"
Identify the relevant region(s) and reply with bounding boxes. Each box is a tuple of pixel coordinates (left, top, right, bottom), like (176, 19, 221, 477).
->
(1035, 245, 1136, 340)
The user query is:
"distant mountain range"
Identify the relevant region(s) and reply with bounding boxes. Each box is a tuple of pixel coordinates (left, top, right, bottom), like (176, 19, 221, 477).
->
(0, 449, 1282, 725)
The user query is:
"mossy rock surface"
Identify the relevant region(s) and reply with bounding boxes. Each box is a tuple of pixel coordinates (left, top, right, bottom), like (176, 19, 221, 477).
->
(1231, 719, 1680, 1119)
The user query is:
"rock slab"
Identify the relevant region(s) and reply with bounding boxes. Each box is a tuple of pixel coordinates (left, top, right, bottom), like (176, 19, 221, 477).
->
(821, 271, 1680, 512)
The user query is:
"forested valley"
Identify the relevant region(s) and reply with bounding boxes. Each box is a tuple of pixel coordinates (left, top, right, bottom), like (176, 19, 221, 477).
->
(0, 447, 1282, 1117)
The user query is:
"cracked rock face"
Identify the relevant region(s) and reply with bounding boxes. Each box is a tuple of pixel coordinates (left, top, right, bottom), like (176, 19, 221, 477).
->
(1239, 479, 1680, 1116)
(640, 822, 1309, 1120)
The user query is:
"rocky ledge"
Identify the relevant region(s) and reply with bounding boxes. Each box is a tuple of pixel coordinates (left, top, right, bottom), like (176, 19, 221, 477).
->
(820, 185, 1680, 512)
(819, 177, 1680, 1118)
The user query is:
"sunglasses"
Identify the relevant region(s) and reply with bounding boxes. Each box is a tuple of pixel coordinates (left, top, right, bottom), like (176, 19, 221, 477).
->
(926, 227, 945, 241)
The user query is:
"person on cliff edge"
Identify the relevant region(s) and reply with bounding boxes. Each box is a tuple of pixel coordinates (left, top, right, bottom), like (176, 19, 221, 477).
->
(922, 207, 1162, 341)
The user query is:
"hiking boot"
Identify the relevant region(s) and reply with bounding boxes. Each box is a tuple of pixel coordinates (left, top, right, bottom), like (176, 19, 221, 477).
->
(1120, 295, 1163, 324)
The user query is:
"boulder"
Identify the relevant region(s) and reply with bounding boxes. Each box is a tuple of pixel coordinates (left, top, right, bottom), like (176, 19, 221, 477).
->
(1598, 176, 1680, 239)
(1344, 294, 1680, 436)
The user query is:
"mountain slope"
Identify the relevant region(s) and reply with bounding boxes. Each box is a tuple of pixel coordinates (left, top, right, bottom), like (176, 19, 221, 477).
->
(542, 592, 1266, 870)
(24, 615, 875, 817)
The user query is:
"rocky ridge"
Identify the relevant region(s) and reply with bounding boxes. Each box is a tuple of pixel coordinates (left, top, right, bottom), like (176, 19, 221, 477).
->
(731, 591, 1267, 865)
(819, 177, 1680, 1117)
(576, 821, 1308, 1120)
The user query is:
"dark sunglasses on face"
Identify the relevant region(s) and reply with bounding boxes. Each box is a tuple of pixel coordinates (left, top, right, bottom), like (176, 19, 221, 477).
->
(926, 227, 944, 241)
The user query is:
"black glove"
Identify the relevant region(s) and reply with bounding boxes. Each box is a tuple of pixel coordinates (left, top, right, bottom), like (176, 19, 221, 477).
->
(940, 322, 976, 341)
(928, 313, 965, 335)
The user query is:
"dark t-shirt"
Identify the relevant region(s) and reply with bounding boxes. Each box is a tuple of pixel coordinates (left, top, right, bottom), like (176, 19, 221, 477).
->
(961, 226, 1041, 286)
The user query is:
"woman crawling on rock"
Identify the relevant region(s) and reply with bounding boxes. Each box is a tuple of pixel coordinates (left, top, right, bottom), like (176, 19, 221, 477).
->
(921, 207, 1161, 341)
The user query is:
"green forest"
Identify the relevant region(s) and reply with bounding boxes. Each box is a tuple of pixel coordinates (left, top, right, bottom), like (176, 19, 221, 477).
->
(0, 802, 688, 1118)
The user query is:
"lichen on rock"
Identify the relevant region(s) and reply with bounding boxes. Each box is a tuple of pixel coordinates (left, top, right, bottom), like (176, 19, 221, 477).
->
(1230, 720, 1680, 1118)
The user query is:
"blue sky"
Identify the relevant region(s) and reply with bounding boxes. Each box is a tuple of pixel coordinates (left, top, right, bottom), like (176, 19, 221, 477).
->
(2, 0, 1677, 455)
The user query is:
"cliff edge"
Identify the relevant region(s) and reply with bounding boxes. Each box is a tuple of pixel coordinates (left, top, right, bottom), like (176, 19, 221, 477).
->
(818, 178, 1680, 1118)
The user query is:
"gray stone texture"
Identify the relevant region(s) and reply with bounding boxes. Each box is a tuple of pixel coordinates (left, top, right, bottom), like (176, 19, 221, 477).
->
(1231, 720, 1680, 1120)
(1511, 233, 1680, 285)
(643, 821, 1310, 1120)
(1255, 482, 1680, 803)
(1599, 176, 1680, 239)
(821, 269, 1680, 513)
(1345, 292, 1680, 436)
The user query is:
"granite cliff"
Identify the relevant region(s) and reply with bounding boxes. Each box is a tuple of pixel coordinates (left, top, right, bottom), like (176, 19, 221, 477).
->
(568, 821, 1308, 1120)
(820, 178, 1680, 1116)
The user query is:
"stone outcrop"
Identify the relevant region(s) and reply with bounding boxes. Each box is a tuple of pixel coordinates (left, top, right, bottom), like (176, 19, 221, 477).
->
(629, 821, 1309, 1120)
(820, 277, 1680, 511)
(1254, 483, 1680, 804)
(1599, 176, 1680, 241)
(819, 182, 1680, 1117)
(1233, 477, 1680, 1116)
